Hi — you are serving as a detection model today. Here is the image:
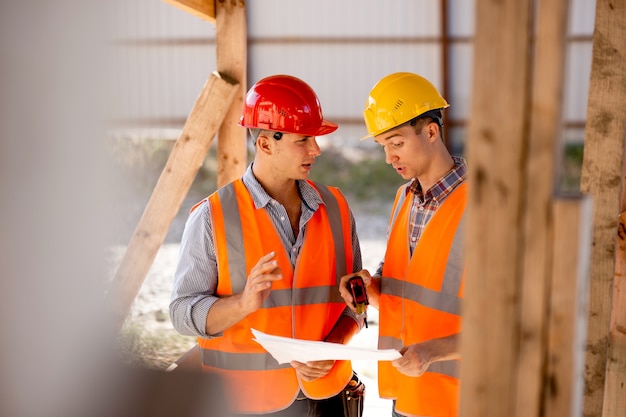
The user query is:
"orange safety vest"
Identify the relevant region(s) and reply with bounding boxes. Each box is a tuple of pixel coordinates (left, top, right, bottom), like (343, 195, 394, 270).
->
(196, 179, 354, 414)
(378, 182, 467, 417)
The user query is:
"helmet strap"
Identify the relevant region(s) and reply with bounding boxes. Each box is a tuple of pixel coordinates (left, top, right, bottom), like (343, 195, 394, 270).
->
(248, 128, 261, 142)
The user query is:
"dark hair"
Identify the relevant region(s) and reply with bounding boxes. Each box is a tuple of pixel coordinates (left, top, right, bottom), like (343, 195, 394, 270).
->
(409, 109, 443, 128)
(408, 109, 445, 142)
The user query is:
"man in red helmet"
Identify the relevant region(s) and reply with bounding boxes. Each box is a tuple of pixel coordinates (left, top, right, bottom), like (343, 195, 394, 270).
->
(170, 75, 365, 417)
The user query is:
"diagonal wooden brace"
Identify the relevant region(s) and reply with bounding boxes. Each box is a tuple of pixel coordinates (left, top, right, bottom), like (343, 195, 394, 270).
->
(106, 71, 239, 333)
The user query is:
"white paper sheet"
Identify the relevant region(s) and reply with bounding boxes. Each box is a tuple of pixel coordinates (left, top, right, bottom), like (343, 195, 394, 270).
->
(251, 328, 401, 364)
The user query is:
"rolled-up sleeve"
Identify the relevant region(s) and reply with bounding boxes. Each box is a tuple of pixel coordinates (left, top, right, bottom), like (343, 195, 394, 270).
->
(169, 201, 220, 337)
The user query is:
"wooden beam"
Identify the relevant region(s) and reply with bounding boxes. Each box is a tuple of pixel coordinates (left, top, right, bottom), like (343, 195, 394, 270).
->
(461, 0, 533, 416)
(601, 3, 626, 412)
(514, 0, 569, 415)
(215, 0, 247, 187)
(603, 212, 626, 416)
(165, 0, 248, 372)
(162, 0, 216, 24)
(544, 196, 592, 417)
(105, 72, 239, 332)
(580, 0, 626, 415)
(166, 345, 201, 373)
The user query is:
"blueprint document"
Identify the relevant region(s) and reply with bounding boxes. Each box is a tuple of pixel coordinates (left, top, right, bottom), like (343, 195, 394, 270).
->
(251, 328, 401, 364)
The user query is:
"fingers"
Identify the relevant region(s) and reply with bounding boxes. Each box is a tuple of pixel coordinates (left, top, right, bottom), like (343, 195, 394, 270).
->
(338, 273, 358, 310)
(392, 346, 409, 367)
(239, 252, 283, 314)
(338, 270, 372, 312)
(252, 264, 282, 288)
(359, 270, 373, 286)
(250, 251, 281, 276)
(290, 360, 335, 382)
(248, 252, 282, 288)
(392, 345, 428, 377)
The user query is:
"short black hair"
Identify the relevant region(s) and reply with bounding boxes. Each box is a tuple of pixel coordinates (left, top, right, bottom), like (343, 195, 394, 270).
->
(409, 109, 444, 128)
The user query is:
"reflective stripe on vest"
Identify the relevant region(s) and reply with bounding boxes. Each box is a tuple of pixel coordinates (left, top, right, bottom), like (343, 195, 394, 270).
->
(379, 261, 463, 316)
(378, 182, 467, 417)
(214, 182, 246, 294)
(201, 349, 289, 371)
(197, 179, 354, 413)
(214, 181, 348, 295)
(388, 183, 409, 229)
(315, 183, 347, 279)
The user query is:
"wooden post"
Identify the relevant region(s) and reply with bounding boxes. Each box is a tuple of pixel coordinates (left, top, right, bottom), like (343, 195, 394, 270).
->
(160, 0, 249, 373)
(603, 121, 626, 415)
(603, 212, 626, 416)
(215, 0, 247, 187)
(580, 1, 626, 415)
(461, 0, 533, 416)
(105, 72, 239, 332)
(600, 2, 626, 414)
(544, 196, 593, 417)
(166, 343, 202, 372)
(514, 0, 569, 415)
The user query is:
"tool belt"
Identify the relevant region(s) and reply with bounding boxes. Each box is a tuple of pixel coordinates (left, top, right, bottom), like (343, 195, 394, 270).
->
(341, 371, 365, 417)
(306, 371, 365, 417)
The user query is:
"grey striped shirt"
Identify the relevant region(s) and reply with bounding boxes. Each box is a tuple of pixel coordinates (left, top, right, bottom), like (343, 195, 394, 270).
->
(170, 164, 362, 337)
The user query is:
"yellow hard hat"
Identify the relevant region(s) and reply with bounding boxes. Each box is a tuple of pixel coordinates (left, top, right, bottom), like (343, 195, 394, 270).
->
(362, 72, 449, 139)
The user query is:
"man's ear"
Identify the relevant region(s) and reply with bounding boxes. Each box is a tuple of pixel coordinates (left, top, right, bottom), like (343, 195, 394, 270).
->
(256, 133, 273, 155)
(426, 121, 440, 143)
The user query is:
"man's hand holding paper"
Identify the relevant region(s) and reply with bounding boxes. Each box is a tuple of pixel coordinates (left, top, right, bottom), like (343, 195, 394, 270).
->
(251, 328, 401, 364)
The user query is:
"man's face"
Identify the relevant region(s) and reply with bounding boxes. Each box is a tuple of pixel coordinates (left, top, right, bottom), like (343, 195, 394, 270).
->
(268, 132, 322, 180)
(373, 121, 433, 180)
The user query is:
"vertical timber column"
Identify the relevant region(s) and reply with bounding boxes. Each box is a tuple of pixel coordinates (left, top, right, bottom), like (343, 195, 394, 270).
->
(544, 196, 593, 417)
(603, 138, 626, 415)
(603, 210, 626, 416)
(580, 1, 626, 416)
(461, 0, 533, 416)
(216, 0, 247, 187)
(515, 0, 569, 416)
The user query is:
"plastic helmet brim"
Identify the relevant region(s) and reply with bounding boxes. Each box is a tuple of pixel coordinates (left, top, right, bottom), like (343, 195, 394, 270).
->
(313, 119, 338, 136)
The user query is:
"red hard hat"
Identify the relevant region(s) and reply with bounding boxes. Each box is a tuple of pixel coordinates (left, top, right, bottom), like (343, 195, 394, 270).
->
(239, 75, 338, 136)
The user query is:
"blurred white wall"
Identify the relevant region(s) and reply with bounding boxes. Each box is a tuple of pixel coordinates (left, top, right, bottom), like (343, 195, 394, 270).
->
(109, 0, 595, 154)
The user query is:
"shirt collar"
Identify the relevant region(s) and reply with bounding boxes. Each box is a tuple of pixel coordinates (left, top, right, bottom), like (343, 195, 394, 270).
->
(406, 156, 468, 203)
(242, 163, 323, 211)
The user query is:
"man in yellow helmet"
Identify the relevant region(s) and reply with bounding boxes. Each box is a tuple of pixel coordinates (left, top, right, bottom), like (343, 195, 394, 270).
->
(339, 72, 468, 417)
